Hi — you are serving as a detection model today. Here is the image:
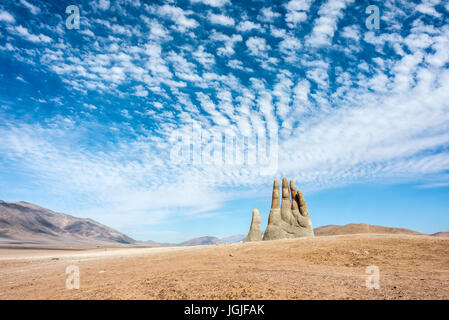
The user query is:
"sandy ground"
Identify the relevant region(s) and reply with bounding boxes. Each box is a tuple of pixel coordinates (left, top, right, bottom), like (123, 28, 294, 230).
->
(0, 234, 448, 300)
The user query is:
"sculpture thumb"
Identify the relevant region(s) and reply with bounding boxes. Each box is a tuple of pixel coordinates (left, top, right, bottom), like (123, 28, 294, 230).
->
(245, 208, 262, 242)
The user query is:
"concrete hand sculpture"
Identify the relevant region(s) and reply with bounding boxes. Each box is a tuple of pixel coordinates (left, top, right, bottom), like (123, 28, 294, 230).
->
(245, 178, 314, 241)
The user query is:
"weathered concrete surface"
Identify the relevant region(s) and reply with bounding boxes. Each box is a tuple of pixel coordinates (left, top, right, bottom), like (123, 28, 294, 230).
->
(245, 209, 262, 242)
(250, 178, 314, 241)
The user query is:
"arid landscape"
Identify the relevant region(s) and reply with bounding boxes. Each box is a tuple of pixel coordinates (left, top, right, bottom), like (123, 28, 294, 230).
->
(0, 233, 448, 300)
(1, 200, 449, 300)
(1, 0, 449, 305)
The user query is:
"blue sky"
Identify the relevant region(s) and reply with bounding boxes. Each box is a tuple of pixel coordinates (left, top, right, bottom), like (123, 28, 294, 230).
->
(0, 0, 448, 242)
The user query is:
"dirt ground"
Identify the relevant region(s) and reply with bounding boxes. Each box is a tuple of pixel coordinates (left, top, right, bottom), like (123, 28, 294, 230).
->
(0, 234, 448, 300)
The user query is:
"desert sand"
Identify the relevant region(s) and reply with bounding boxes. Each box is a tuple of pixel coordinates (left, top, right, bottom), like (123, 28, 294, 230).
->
(0, 233, 448, 300)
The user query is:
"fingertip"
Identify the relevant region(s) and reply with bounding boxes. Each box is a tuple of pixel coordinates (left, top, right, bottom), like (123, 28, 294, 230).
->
(252, 208, 261, 222)
(282, 177, 290, 199)
(271, 179, 280, 209)
(297, 190, 309, 216)
(290, 179, 296, 191)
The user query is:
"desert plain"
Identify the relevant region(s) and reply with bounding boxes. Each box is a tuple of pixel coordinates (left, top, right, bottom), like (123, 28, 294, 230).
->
(0, 233, 448, 300)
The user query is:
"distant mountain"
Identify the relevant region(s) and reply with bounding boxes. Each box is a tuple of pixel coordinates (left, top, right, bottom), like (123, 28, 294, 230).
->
(431, 232, 449, 237)
(220, 234, 245, 243)
(314, 223, 423, 236)
(8, 199, 442, 247)
(141, 240, 176, 247)
(0, 200, 135, 245)
(145, 234, 246, 247)
(142, 240, 165, 246)
(179, 236, 221, 246)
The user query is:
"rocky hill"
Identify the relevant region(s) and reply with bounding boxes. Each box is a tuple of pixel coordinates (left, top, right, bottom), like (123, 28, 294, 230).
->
(314, 223, 423, 236)
(0, 200, 135, 245)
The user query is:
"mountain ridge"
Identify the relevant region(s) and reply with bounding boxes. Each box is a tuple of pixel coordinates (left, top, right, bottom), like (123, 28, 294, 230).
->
(0, 200, 135, 245)
(144, 234, 246, 246)
(314, 223, 424, 236)
(2, 200, 446, 246)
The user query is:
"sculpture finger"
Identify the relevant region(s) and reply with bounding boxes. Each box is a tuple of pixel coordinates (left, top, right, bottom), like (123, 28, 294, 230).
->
(289, 180, 300, 224)
(297, 190, 310, 217)
(281, 177, 292, 223)
(271, 179, 280, 209)
(290, 180, 298, 210)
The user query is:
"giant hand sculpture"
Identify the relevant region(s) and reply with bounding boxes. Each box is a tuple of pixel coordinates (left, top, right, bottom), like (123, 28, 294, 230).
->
(245, 178, 314, 241)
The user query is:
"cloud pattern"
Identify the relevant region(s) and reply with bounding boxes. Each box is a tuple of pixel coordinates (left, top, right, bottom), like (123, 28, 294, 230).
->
(0, 0, 448, 229)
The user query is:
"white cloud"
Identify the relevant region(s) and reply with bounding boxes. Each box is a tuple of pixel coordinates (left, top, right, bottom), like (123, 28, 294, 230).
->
(143, 43, 174, 82)
(0, 10, 15, 23)
(110, 24, 132, 36)
(307, 67, 329, 88)
(272, 72, 293, 122)
(20, 0, 40, 15)
(83, 103, 97, 110)
(279, 35, 302, 61)
(416, 0, 442, 17)
(281, 74, 449, 187)
(168, 51, 202, 83)
(134, 85, 149, 97)
(208, 13, 235, 26)
(227, 59, 252, 72)
(284, 0, 313, 27)
(0, 119, 232, 230)
(147, 19, 172, 41)
(80, 29, 95, 37)
(270, 26, 287, 38)
(153, 102, 163, 109)
(285, 0, 313, 11)
(418, 181, 449, 189)
(340, 25, 360, 41)
(258, 7, 281, 22)
(236, 20, 263, 32)
(211, 31, 242, 56)
(190, 0, 230, 7)
(293, 79, 311, 112)
(246, 37, 270, 57)
(9, 25, 52, 43)
(425, 27, 449, 68)
(193, 45, 215, 68)
(149, 4, 198, 32)
(15, 75, 26, 82)
(307, 0, 355, 47)
(98, 0, 110, 11)
(286, 11, 307, 26)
